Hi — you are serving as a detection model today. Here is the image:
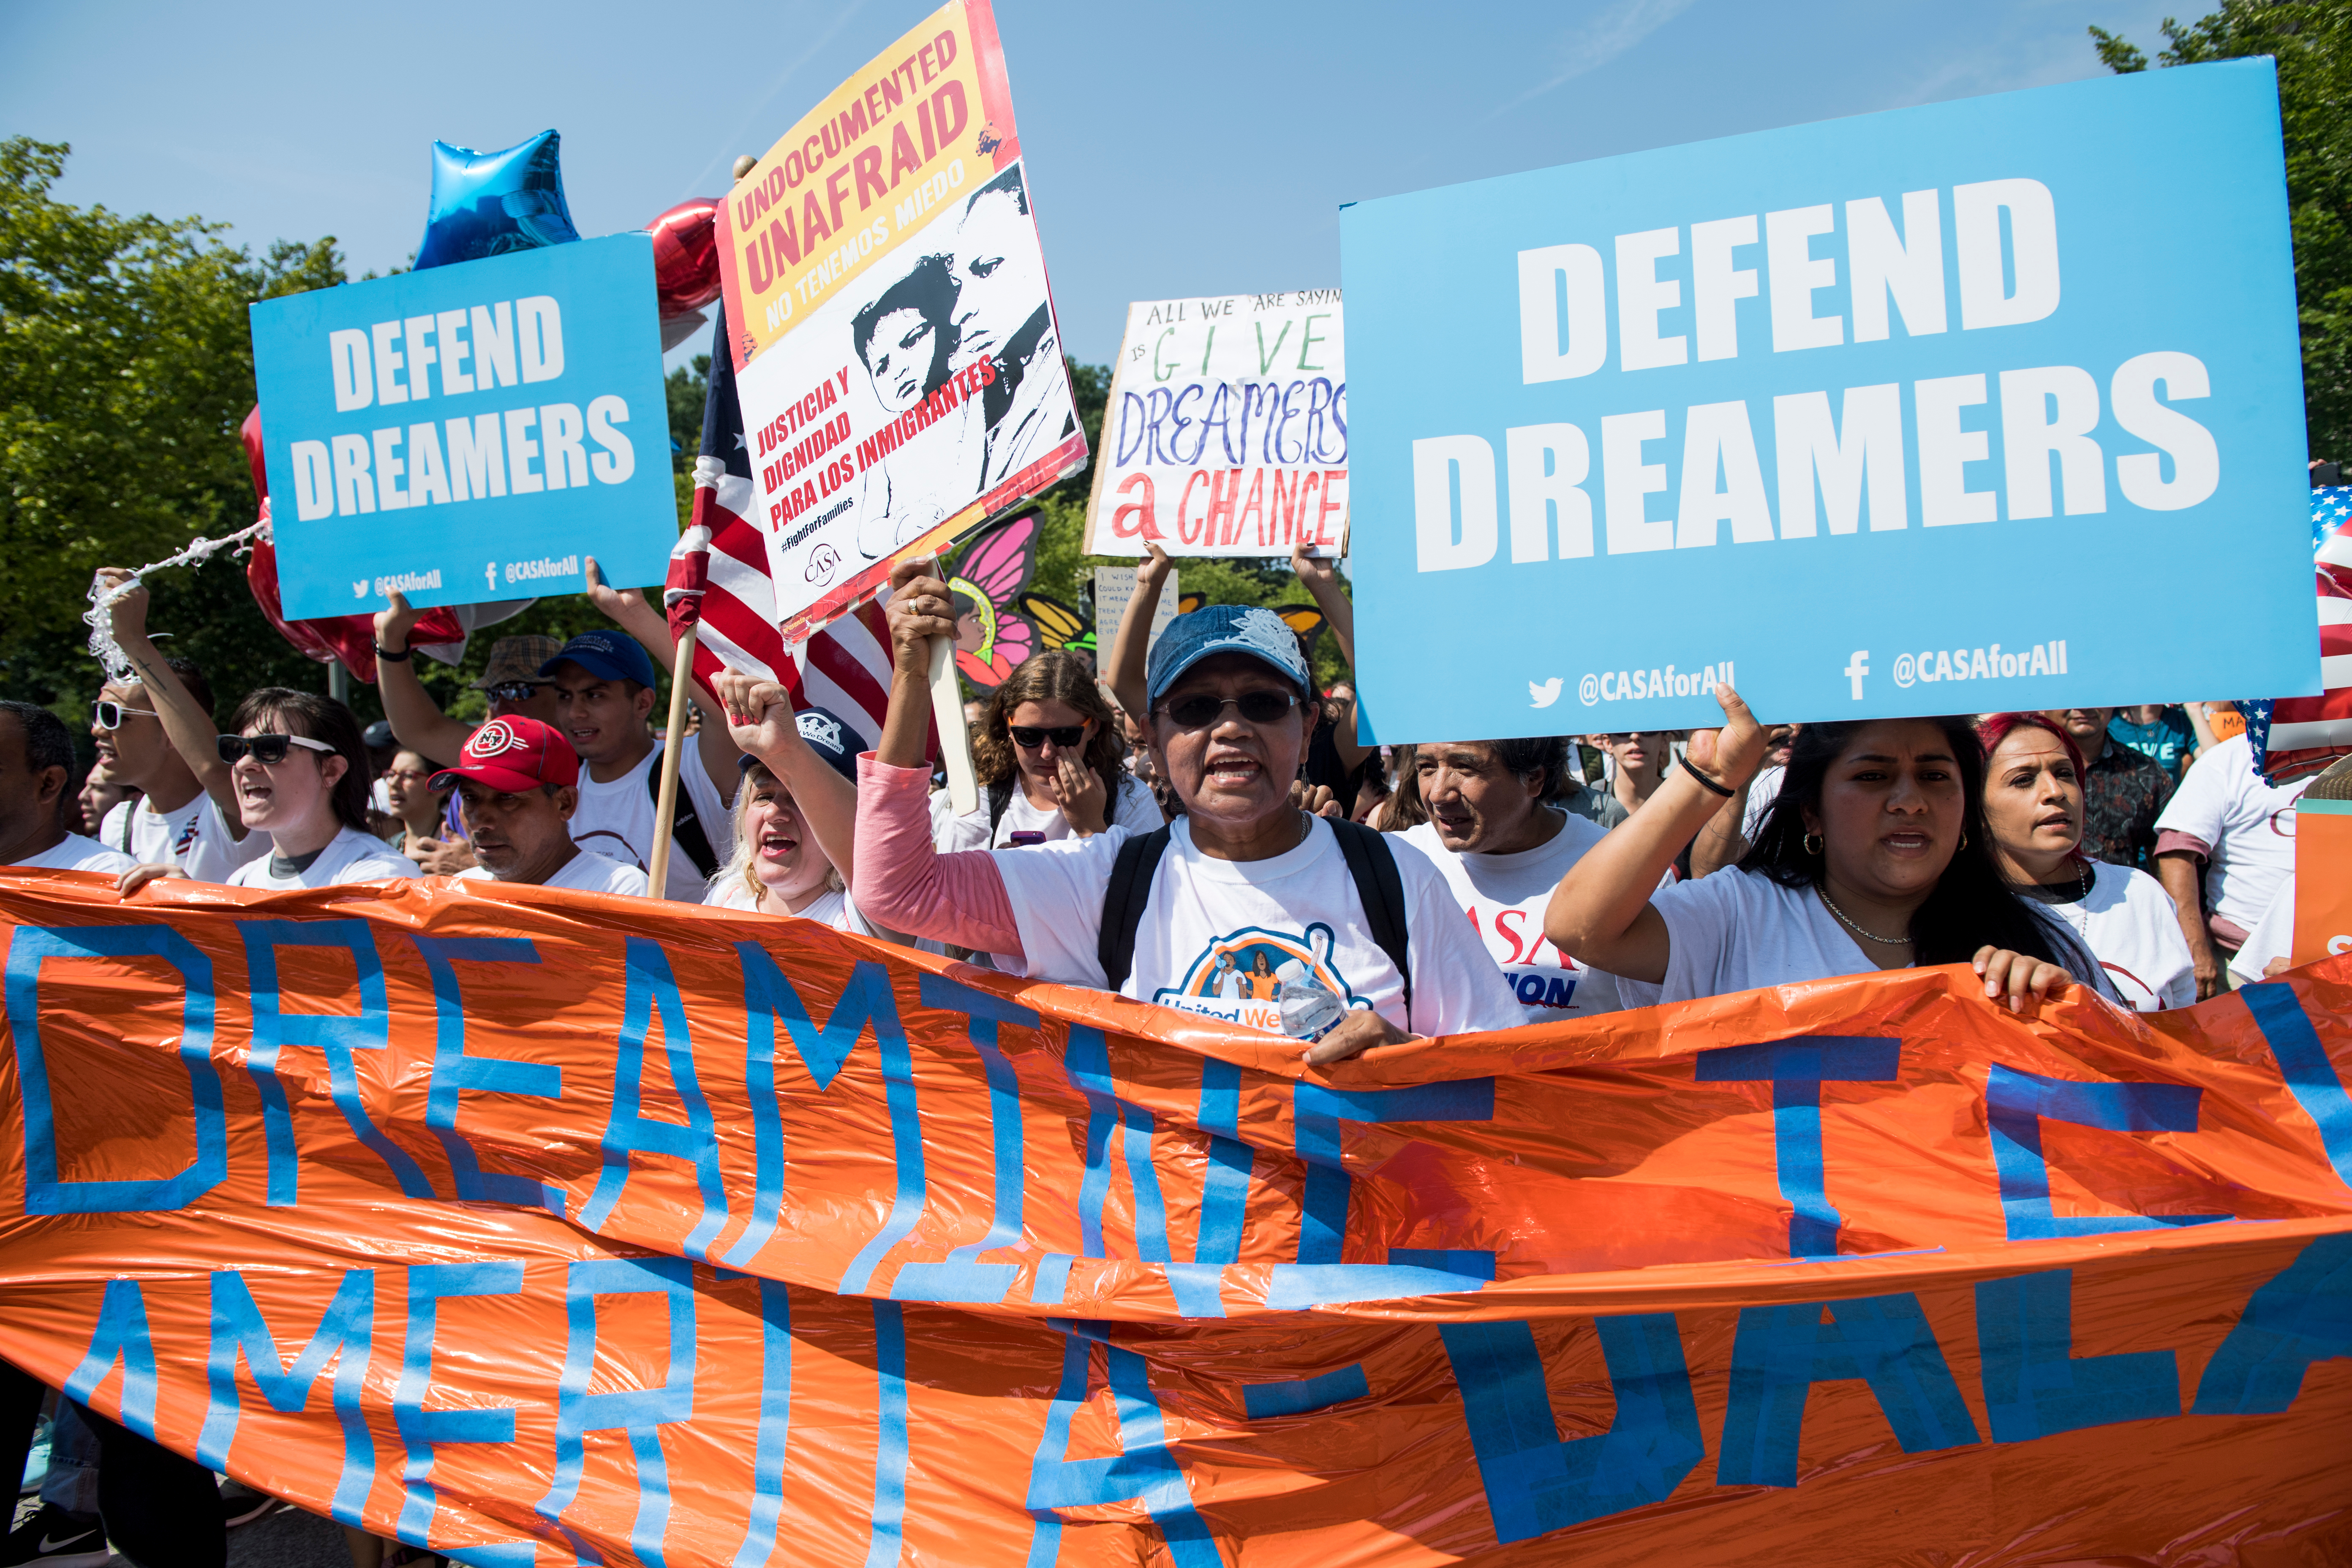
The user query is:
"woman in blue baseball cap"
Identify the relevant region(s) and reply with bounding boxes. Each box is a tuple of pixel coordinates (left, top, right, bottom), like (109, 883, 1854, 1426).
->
(850, 561, 1520, 1062)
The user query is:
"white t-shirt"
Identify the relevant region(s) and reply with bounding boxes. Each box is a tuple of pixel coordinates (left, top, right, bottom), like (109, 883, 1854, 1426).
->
(1617, 868, 1882, 1007)
(1399, 814, 1631, 1024)
(1619, 866, 2122, 1007)
(569, 738, 733, 902)
(101, 792, 267, 885)
(2153, 734, 2310, 939)
(11, 833, 138, 876)
(226, 825, 419, 890)
(934, 773, 1165, 852)
(457, 849, 648, 898)
(2027, 861, 2197, 1011)
(987, 815, 1523, 1040)
(2229, 876, 2296, 986)
(703, 877, 877, 936)
(1742, 765, 1786, 844)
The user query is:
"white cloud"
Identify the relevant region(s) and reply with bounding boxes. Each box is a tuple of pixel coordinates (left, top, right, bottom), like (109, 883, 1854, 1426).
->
(1487, 0, 1704, 120)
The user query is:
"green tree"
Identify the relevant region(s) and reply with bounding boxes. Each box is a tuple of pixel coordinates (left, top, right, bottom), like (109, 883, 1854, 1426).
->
(666, 354, 710, 471)
(0, 136, 348, 735)
(2092, 3, 2352, 455)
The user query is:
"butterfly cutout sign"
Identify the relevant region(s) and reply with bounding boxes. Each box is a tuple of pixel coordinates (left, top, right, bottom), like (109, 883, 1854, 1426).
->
(1019, 593, 1094, 654)
(946, 513, 1040, 688)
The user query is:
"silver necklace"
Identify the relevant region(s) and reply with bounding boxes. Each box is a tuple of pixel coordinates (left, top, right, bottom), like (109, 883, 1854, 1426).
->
(1816, 885, 1912, 946)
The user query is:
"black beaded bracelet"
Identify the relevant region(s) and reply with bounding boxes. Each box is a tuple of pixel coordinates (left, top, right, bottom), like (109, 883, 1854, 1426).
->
(1680, 755, 1735, 798)
(373, 644, 414, 663)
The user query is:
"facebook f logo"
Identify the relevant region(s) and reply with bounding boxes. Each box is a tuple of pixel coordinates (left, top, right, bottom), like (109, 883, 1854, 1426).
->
(1844, 650, 1869, 700)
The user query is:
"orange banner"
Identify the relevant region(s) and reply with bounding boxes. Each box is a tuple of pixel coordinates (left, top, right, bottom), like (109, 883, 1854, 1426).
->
(2, 867, 2349, 1566)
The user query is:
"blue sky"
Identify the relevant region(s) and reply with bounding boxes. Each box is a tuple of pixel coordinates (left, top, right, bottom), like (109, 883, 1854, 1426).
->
(3, 0, 2182, 370)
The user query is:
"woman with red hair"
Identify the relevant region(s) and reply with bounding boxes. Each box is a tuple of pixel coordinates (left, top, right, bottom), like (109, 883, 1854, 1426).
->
(1977, 711, 2195, 1010)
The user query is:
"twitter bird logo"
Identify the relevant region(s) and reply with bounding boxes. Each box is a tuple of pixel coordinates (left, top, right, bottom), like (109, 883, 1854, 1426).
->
(352, 580, 371, 600)
(1529, 676, 1563, 709)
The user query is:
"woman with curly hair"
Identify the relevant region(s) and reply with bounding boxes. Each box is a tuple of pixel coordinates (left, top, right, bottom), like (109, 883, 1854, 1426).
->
(937, 648, 1163, 851)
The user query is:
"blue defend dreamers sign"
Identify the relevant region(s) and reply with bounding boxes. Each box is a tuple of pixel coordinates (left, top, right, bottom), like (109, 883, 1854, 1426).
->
(1340, 61, 2316, 743)
(251, 234, 673, 620)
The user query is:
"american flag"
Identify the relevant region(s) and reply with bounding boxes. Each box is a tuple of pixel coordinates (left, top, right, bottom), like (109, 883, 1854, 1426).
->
(665, 300, 901, 746)
(2243, 485, 2352, 783)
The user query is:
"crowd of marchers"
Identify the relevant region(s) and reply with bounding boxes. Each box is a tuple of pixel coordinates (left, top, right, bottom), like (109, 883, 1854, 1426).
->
(0, 532, 2323, 1568)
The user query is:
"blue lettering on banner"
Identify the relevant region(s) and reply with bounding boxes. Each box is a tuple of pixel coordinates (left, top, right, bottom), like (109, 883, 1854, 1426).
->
(6, 925, 224, 1213)
(1286, 1078, 1498, 1285)
(866, 1301, 912, 1568)
(891, 975, 1039, 1304)
(394, 1261, 527, 1548)
(730, 954, 917, 1285)
(537, 1256, 696, 1568)
(727, 947, 912, 1267)
(1029, 1027, 1179, 1309)
(1974, 1268, 2179, 1442)
(2240, 981, 2352, 1190)
(63, 1279, 159, 1439)
(199, 1269, 377, 1524)
(1194, 1057, 1254, 1271)
(1024, 1322, 1222, 1568)
(238, 919, 429, 1205)
(732, 958, 926, 1294)
(1984, 1064, 2233, 1239)
(1440, 1314, 1703, 1544)
(412, 936, 564, 1213)
(1715, 1292, 1981, 1486)
(730, 1279, 795, 1568)
(580, 938, 727, 1259)
(1694, 1037, 1901, 1258)
(1240, 1363, 1372, 1420)
(2191, 1232, 2352, 1414)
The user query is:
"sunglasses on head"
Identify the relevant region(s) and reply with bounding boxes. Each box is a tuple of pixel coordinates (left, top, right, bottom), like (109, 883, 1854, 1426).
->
(484, 681, 544, 703)
(1159, 691, 1300, 730)
(1009, 724, 1087, 750)
(218, 732, 336, 766)
(92, 700, 159, 730)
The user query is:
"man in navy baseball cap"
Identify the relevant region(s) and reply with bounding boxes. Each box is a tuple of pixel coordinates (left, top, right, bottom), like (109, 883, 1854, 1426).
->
(539, 627, 741, 901)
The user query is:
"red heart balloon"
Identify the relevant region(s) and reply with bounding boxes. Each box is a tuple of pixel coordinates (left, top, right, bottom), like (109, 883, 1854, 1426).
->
(238, 406, 465, 684)
(648, 197, 723, 318)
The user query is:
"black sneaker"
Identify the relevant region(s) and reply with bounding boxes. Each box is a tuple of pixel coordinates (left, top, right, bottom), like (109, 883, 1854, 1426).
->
(0, 1503, 107, 1568)
(218, 1478, 276, 1529)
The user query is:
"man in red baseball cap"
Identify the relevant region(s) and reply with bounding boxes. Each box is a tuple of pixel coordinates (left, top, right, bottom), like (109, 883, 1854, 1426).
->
(432, 717, 650, 896)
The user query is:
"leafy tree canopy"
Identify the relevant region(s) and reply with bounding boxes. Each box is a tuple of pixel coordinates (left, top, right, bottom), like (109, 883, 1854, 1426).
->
(2093, 2, 2352, 455)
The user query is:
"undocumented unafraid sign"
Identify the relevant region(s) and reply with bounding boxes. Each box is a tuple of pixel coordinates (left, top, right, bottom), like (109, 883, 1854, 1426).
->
(250, 234, 675, 619)
(1083, 291, 1347, 558)
(716, 0, 1085, 643)
(2, 868, 2349, 1567)
(1342, 61, 2313, 742)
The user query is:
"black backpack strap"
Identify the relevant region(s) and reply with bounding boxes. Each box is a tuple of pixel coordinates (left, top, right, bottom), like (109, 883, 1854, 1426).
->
(1097, 827, 1173, 991)
(116, 803, 136, 854)
(1329, 818, 1413, 1033)
(986, 775, 1016, 842)
(645, 752, 719, 879)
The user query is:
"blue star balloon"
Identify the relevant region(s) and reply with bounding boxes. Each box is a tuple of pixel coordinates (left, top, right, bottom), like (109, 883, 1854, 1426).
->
(415, 129, 580, 270)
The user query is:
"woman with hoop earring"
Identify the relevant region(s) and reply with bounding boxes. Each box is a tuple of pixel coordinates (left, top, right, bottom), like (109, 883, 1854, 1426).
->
(1545, 688, 2114, 1011)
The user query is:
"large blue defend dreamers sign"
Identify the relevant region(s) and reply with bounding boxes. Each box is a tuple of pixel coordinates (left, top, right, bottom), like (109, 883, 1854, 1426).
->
(1341, 62, 2315, 742)
(251, 234, 673, 621)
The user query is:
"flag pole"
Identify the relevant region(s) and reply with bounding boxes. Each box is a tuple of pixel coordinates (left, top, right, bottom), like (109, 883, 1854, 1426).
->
(920, 552, 979, 817)
(648, 623, 700, 899)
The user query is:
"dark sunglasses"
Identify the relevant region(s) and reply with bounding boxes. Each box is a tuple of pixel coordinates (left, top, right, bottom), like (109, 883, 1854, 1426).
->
(218, 732, 335, 766)
(92, 700, 159, 730)
(1010, 724, 1087, 749)
(485, 681, 544, 703)
(1160, 691, 1301, 730)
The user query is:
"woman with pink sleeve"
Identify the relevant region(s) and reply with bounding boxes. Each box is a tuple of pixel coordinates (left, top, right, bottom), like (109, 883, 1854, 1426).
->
(847, 560, 1521, 1064)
